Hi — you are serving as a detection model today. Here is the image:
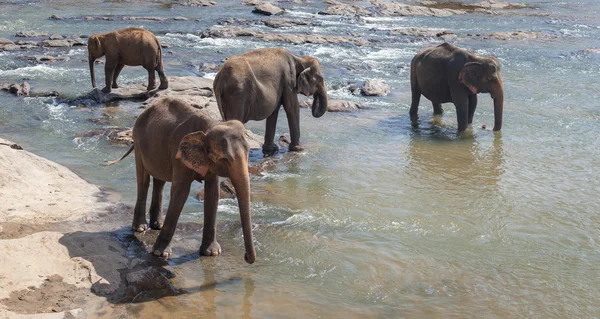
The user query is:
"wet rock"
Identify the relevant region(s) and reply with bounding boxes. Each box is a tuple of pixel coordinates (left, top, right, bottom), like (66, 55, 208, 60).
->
(262, 18, 312, 28)
(49, 14, 63, 20)
(0, 82, 30, 96)
(419, 0, 528, 11)
(242, 0, 263, 5)
(358, 79, 390, 96)
(49, 33, 64, 40)
(122, 16, 169, 21)
(175, 0, 216, 6)
(218, 17, 255, 25)
(201, 26, 368, 46)
(15, 31, 49, 37)
(0, 43, 21, 51)
(373, 1, 465, 16)
(252, 3, 284, 16)
(75, 127, 133, 146)
(84, 16, 114, 21)
(584, 48, 600, 54)
(0, 38, 13, 45)
(14, 40, 39, 46)
(125, 268, 176, 293)
(42, 38, 86, 47)
(26, 55, 70, 63)
(199, 62, 220, 71)
(319, 0, 371, 16)
(475, 31, 556, 41)
(300, 99, 365, 112)
(173, 16, 189, 21)
(388, 28, 456, 39)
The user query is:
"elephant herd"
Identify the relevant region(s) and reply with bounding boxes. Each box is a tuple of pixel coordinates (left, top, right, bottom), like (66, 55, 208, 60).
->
(98, 27, 504, 264)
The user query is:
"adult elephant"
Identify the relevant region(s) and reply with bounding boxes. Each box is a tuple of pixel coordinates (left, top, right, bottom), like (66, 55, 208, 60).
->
(105, 97, 255, 264)
(410, 43, 504, 132)
(88, 27, 168, 93)
(214, 48, 328, 156)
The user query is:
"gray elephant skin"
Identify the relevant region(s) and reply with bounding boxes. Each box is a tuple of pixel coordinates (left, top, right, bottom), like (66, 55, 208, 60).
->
(410, 43, 504, 132)
(107, 96, 255, 264)
(213, 48, 328, 156)
(88, 27, 168, 93)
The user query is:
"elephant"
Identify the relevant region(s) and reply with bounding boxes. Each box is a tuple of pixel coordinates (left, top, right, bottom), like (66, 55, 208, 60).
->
(105, 97, 255, 264)
(88, 27, 168, 93)
(410, 43, 504, 132)
(213, 48, 328, 156)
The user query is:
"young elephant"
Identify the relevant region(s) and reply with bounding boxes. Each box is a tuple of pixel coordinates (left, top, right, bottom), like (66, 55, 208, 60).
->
(410, 43, 504, 132)
(88, 27, 168, 93)
(106, 97, 255, 264)
(214, 48, 328, 156)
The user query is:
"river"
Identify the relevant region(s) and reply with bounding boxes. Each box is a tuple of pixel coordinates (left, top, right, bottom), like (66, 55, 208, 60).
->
(1, 0, 599, 317)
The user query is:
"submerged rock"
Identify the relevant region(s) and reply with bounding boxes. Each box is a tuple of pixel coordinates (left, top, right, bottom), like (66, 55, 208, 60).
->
(473, 30, 557, 41)
(584, 48, 600, 54)
(262, 18, 314, 28)
(252, 3, 284, 16)
(0, 82, 30, 96)
(388, 28, 456, 39)
(42, 38, 86, 47)
(300, 99, 366, 112)
(15, 31, 49, 37)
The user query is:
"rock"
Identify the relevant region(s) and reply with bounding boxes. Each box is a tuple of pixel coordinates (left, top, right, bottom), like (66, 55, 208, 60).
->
(26, 55, 70, 63)
(0, 82, 30, 96)
(42, 38, 85, 47)
(125, 268, 175, 292)
(175, 0, 216, 6)
(0, 43, 21, 51)
(198, 62, 220, 71)
(14, 40, 39, 46)
(84, 16, 114, 21)
(262, 18, 312, 28)
(49, 34, 64, 40)
(201, 26, 368, 46)
(252, 3, 284, 16)
(584, 48, 600, 54)
(319, 1, 371, 16)
(419, 0, 528, 11)
(389, 27, 453, 37)
(121, 16, 168, 21)
(173, 16, 188, 21)
(49, 14, 62, 20)
(358, 79, 390, 96)
(300, 99, 366, 112)
(373, 1, 465, 17)
(218, 17, 255, 25)
(15, 31, 49, 37)
(242, 0, 263, 5)
(0, 38, 13, 45)
(478, 31, 556, 41)
(74, 127, 133, 146)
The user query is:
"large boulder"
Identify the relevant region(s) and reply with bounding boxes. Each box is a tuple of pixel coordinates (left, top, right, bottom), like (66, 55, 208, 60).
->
(357, 79, 390, 96)
(252, 3, 284, 15)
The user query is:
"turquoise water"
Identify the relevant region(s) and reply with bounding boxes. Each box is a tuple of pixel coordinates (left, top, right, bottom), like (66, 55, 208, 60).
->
(1, 0, 599, 317)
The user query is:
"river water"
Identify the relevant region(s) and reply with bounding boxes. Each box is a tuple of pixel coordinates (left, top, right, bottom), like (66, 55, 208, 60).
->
(1, 0, 599, 318)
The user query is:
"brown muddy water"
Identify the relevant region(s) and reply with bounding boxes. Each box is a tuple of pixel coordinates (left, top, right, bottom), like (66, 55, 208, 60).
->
(1, 0, 600, 318)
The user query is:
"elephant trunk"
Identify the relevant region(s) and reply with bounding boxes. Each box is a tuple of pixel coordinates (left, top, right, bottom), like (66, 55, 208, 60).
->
(311, 84, 328, 118)
(229, 154, 256, 264)
(89, 57, 96, 89)
(491, 78, 504, 131)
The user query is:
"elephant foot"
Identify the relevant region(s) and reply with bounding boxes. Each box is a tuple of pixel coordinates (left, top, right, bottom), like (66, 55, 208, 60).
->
(132, 221, 148, 233)
(200, 241, 222, 257)
(149, 219, 163, 230)
(262, 143, 279, 157)
(111, 83, 119, 89)
(147, 83, 157, 91)
(101, 86, 111, 93)
(152, 240, 171, 259)
(288, 144, 304, 152)
(158, 82, 168, 90)
(409, 113, 419, 122)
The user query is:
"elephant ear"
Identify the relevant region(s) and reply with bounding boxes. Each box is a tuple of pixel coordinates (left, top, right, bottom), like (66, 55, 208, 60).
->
(296, 67, 312, 96)
(458, 62, 485, 94)
(176, 131, 210, 177)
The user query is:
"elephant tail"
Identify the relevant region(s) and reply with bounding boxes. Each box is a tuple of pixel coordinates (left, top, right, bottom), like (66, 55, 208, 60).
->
(156, 38, 164, 70)
(102, 146, 134, 166)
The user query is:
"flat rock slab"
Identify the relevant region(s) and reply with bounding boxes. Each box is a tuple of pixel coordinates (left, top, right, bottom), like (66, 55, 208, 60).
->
(202, 26, 369, 46)
(262, 17, 316, 28)
(252, 3, 284, 15)
(300, 99, 366, 112)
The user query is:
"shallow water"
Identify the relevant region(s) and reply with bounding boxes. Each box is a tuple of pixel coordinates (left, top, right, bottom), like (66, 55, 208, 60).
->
(1, 0, 600, 317)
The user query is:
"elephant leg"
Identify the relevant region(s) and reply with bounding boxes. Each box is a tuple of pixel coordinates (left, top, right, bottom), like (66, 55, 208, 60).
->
(262, 106, 280, 156)
(145, 65, 157, 91)
(132, 153, 150, 232)
(455, 101, 470, 132)
(468, 94, 478, 125)
(284, 101, 303, 152)
(111, 63, 124, 89)
(433, 102, 444, 116)
(200, 174, 221, 257)
(102, 61, 117, 93)
(409, 81, 421, 122)
(148, 178, 166, 230)
(152, 179, 192, 258)
(157, 62, 168, 90)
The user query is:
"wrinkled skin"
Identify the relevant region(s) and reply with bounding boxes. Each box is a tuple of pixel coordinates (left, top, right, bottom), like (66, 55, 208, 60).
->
(214, 48, 328, 156)
(127, 97, 255, 264)
(410, 43, 504, 132)
(88, 27, 168, 93)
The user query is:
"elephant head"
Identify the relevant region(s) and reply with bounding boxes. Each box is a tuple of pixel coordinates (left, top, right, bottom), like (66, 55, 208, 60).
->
(87, 34, 105, 89)
(458, 57, 504, 131)
(296, 56, 328, 118)
(176, 121, 256, 264)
